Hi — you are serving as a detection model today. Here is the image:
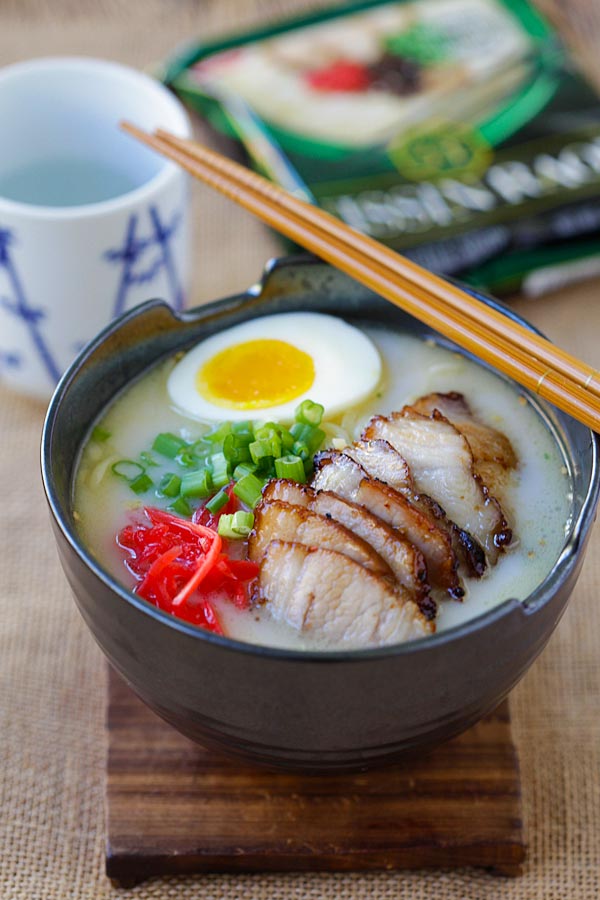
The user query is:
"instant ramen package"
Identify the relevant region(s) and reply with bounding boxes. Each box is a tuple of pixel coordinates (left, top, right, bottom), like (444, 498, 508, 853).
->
(162, 0, 600, 295)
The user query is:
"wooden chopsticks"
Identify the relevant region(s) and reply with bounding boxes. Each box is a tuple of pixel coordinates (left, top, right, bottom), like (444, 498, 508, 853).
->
(122, 121, 600, 432)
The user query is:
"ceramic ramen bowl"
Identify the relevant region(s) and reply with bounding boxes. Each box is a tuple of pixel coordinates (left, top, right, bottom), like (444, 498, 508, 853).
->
(41, 257, 600, 771)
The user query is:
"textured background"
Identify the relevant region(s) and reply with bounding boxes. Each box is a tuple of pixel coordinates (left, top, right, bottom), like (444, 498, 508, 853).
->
(1, 1, 600, 897)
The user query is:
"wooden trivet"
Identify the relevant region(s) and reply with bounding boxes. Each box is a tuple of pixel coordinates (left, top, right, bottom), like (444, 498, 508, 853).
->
(106, 668, 525, 886)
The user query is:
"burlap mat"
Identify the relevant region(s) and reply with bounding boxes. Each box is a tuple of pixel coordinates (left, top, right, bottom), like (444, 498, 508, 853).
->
(1, 1, 600, 897)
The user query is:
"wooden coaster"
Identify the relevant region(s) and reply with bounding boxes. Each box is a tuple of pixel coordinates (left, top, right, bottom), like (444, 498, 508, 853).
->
(106, 668, 525, 886)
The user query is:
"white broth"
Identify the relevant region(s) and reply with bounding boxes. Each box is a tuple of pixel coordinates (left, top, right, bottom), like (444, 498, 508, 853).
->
(74, 326, 573, 650)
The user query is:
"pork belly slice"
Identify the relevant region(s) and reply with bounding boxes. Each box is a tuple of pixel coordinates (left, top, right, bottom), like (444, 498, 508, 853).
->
(256, 541, 433, 648)
(261, 479, 435, 618)
(410, 391, 517, 495)
(363, 409, 511, 564)
(249, 500, 392, 577)
(417, 494, 487, 579)
(352, 435, 486, 579)
(344, 439, 412, 492)
(262, 478, 314, 507)
(312, 451, 463, 599)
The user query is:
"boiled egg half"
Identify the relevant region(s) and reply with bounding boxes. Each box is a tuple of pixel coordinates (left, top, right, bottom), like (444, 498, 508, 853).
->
(167, 312, 382, 422)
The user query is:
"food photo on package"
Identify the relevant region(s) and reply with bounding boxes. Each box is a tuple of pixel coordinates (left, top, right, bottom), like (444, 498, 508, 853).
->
(161, 0, 600, 296)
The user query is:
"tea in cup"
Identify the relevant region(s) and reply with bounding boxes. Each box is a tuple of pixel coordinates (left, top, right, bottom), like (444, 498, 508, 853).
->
(0, 56, 192, 399)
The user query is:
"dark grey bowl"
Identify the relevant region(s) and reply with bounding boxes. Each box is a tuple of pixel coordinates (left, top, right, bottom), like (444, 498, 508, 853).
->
(41, 257, 600, 772)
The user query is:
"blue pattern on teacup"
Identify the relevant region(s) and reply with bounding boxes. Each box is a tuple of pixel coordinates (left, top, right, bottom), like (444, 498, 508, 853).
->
(0, 226, 62, 383)
(104, 204, 184, 317)
(0, 202, 186, 390)
(0, 349, 21, 371)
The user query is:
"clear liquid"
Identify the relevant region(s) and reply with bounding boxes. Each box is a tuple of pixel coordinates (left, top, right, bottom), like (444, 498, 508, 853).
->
(0, 157, 143, 207)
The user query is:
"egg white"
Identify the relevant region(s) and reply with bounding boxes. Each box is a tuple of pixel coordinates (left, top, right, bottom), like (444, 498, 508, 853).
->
(167, 312, 382, 422)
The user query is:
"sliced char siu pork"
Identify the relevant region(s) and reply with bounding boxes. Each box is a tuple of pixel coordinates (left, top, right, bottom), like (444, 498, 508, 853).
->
(349, 437, 486, 579)
(344, 439, 412, 491)
(312, 450, 463, 599)
(254, 541, 433, 648)
(249, 392, 517, 647)
(409, 392, 517, 499)
(363, 405, 512, 564)
(248, 500, 392, 577)
(260, 480, 435, 618)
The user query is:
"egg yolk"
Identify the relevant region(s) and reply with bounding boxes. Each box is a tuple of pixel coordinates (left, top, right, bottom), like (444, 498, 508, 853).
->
(196, 339, 315, 410)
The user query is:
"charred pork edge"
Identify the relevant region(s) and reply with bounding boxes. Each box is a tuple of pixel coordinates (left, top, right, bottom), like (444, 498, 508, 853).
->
(313, 450, 464, 600)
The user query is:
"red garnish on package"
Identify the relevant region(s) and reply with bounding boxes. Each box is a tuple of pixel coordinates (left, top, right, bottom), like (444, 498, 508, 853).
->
(305, 60, 371, 92)
(117, 505, 258, 634)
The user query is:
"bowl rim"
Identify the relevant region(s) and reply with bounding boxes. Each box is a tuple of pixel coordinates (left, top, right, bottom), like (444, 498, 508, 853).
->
(41, 255, 600, 663)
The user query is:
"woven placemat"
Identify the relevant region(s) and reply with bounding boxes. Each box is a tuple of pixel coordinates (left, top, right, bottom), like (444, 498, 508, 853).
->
(1, 1, 600, 898)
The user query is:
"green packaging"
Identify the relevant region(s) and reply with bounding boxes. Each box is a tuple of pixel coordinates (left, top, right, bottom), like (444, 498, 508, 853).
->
(161, 0, 600, 295)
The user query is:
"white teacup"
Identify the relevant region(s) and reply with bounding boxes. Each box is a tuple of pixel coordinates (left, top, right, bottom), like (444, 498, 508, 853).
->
(0, 57, 192, 400)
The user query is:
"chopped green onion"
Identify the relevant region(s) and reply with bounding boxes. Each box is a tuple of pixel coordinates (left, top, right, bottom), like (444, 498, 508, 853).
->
(210, 452, 230, 489)
(274, 455, 306, 482)
(279, 428, 295, 451)
(158, 473, 181, 498)
(233, 461, 258, 481)
(91, 425, 111, 443)
(290, 422, 308, 441)
(254, 423, 279, 441)
(231, 421, 252, 434)
(177, 450, 198, 468)
(204, 422, 232, 445)
(292, 440, 310, 461)
(180, 468, 213, 499)
(290, 423, 325, 454)
(248, 440, 265, 463)
(129, 473, 154, 495)
(269, 435, 283, 458)
(253, 424, 283, 459)
(253, 458, 276, 480)
(152, 432, 188, 459)
(168, 495, 193, 517)
(218, 511, 255, 539)
(309, 428, 326, 454)
(233, 472, 264, 508)
(190, 439, 211, 459)
(234, 432, 254, 448)
(112, 460, 145, 482)
(139, 451, 159, 468)
(295, 399, 324, 427)
(223, 432, 252, 466)
(205, 488, 230, 514)
(249, 438, 277, 464)
(253, 424, 272, 438)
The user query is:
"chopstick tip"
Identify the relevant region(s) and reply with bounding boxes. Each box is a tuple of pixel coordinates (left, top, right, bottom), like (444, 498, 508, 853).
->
(120, 120, 140, 136)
